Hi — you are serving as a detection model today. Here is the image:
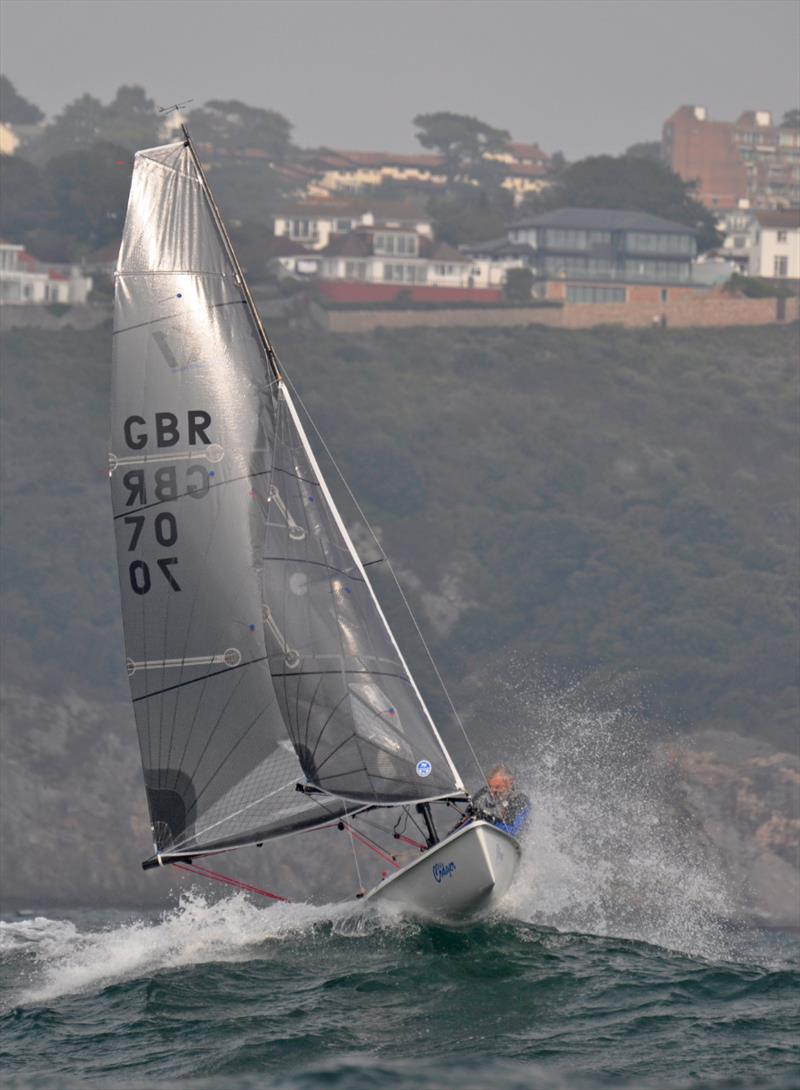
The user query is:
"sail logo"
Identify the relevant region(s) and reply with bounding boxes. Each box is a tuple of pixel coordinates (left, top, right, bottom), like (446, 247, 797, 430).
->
(432, 861, 456, 883)
(416, 759, 432, 777)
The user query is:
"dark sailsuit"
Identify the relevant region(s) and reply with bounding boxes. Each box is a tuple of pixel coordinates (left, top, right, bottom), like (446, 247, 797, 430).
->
(471, 786, 530, 837)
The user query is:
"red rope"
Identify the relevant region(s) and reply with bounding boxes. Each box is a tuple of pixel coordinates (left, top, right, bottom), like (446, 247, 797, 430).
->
(394, 833, 427, 851)
(343, 824, 400, 869)
(173, 862, 289, 902)
(171, 818, 402, 901)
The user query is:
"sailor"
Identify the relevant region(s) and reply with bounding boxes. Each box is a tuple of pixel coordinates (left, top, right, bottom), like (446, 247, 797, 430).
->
(471, 764, 530, 836)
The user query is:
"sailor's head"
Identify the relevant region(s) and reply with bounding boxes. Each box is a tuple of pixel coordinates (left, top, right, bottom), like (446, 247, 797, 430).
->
(487, 764, 514, 796)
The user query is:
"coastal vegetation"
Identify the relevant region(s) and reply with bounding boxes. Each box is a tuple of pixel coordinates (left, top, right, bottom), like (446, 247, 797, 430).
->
(1, 318, 797, 906)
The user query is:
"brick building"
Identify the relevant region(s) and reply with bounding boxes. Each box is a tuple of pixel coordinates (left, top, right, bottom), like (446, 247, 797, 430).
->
(663, 105, 800, 210)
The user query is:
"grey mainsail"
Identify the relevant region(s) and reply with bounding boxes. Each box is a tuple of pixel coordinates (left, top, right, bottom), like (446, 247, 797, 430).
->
(111, 139, 464, 866)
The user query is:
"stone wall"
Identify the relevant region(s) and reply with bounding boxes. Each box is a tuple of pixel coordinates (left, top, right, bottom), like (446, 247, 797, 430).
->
(317, 294, 799, 334)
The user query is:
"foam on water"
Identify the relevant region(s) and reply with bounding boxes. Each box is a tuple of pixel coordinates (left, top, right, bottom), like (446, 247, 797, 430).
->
(0, 672, 771, 1009)
(2, 894, 365, 1007)
(498, 670, 738, 959)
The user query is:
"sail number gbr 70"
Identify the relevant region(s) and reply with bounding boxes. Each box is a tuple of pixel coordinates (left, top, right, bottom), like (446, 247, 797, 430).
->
(119, 410, 216, 596)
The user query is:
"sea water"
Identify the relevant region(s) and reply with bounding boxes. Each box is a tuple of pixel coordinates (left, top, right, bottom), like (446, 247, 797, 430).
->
(0, 896, 797, 1090)
(2, 688, 797, 1089)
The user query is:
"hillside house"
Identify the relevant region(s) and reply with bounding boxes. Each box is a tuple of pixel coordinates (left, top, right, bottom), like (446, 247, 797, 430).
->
(307, 225, 511, 303)
(0, 243, 93, 304)
(273, 199, 433, 251)
(748, 210, 800, 280)
(298, 142, 552, 204)
(302, 149, 448, 192)
(508, 208, 698, 302)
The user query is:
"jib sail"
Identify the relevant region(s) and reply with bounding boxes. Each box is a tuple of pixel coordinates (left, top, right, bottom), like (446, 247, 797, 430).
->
(262, 382, 463, 803)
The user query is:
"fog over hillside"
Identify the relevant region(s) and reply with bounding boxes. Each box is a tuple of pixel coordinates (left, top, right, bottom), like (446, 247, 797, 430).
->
(0, 320, 797, 922)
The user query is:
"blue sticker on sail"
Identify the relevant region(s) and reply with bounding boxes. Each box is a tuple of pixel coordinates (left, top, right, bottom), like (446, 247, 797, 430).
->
(416, 759, 432, 778)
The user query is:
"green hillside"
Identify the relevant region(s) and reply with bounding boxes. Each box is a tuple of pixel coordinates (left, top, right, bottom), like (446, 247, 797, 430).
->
(0, 318, 797, 908)
(1, 320, 797, 745)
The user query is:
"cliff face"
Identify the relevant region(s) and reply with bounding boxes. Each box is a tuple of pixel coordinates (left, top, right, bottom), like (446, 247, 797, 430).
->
(674, 732, 799, 926)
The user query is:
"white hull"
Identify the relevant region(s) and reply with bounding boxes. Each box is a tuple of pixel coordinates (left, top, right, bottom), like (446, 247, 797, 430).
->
(365, 820, 520, 919)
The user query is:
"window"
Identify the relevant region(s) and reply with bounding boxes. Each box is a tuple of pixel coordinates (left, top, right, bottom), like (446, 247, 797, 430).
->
(774, 255, 788, 277)
(627, 232, 694, 255)
(289, 218, 314, 240)
(545, 228, 588, 250)
(374, 233, 418, 257)
(383, 263, 426, 283)
(344, 260, 368, 280)
(624, 259, 689, 283)
(660, 288, 668, 302)
(542, 255, 617, 280)
(334, 219, 353, 233)
(776, 230, 788, 243)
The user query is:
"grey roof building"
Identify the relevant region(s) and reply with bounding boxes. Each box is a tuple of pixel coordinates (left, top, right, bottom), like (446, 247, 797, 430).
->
(508, 207, 697, 286)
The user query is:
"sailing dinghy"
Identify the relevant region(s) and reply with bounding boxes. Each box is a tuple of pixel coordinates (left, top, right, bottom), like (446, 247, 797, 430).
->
(109, 130, 521, 918)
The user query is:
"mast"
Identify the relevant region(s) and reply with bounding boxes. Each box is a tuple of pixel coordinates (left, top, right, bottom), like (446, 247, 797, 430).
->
(180, 124, 281, 386)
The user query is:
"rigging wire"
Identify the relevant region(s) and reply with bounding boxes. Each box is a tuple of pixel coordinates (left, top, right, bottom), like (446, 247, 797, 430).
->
(343, 802, 365, 895)
(274, 360, 488, 790)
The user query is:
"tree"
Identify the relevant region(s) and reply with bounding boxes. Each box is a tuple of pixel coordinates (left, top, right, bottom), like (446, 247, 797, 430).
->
(427, 185, 513, 246)
(0, 75, 44, 124)
(624, 141, 663, 163)
(102, 85, 161, 150)
(413, 111, 510, 181)
(44, 141, 132, 251)
(188, 99, 292, 160)
(536, 154, 722, 252)
(780, 108, 800, 129)
(503, 266, 534, 304)
(0, 156, 49, 241)
(26, 86, 160, 162)
(28, 93, 107, 161)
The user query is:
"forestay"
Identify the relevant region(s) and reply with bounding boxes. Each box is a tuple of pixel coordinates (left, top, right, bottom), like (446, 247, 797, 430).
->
(111, 140, 464, 864)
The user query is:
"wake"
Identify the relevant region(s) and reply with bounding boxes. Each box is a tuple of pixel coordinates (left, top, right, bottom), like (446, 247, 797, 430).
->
(1, 894, 364, 1007)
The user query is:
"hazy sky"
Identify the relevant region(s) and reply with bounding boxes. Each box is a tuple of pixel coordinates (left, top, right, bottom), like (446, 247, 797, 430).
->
(2, 0, 798, 158)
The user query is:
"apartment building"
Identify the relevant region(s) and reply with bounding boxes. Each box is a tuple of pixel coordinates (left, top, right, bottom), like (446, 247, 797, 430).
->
(663, 105, 800, 209)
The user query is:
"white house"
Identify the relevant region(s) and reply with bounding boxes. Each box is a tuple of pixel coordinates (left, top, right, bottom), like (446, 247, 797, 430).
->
(305, 150, 448, 193)
(318, 227, 478, 288)
(748, 210, 800, 279)
(459, 238, 535, 287)
(0, 243, 93, 304)
(714, 203, 755, 273)
(273, 199, 433, 251)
